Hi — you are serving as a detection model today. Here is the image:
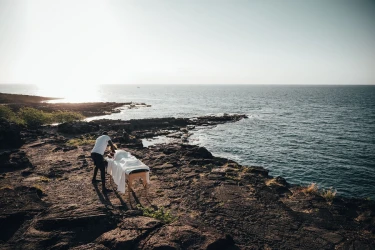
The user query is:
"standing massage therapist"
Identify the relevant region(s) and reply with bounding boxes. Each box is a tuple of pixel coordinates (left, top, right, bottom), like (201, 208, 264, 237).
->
(91, 131, 116, 193)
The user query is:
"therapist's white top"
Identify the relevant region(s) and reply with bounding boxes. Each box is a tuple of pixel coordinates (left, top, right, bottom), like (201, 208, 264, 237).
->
(91, 135, 111, 155)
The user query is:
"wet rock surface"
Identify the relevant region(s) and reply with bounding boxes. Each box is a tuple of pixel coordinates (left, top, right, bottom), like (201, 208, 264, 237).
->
(0, 114, 374, 249)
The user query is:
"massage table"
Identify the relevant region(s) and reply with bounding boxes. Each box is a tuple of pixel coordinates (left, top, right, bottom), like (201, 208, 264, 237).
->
(106, 150, 150, 196)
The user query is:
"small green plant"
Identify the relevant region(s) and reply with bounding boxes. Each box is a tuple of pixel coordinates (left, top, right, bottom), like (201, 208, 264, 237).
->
(0, 105, 13, 118)
(67, 135, 96, 146)
(217, 201, 225, 207)
(51, 110, 84, 123)
(0, 105, 24, 124)
(321, 187, 337, 201)
(136, 205, 176, 224)
(18, 107, 51, 127)
(1, 105, 84, 127)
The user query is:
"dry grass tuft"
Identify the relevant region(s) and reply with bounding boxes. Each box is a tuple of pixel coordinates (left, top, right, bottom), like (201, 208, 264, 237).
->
(67, 135, 96, 146)
(39, 176, 50, 183)
(265, 178, 281, 186)
(321, 187, 337, 201)
(294, 183, 337, 203)
(0, 185, 13, 191)
(302, 183, 319, 195)
(225, 173, 240, 181)
(32, 184, 44, 191)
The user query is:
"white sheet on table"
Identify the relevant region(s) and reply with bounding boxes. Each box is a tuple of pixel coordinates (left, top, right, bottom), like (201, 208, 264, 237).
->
(106, 150, 150, 193)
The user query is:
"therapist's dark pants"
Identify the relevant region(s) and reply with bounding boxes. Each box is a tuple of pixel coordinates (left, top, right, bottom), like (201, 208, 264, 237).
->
(91, 152, 106, 189)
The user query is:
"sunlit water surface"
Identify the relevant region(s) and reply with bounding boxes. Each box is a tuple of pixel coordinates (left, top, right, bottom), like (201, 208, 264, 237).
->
(1, 84, 374, 198)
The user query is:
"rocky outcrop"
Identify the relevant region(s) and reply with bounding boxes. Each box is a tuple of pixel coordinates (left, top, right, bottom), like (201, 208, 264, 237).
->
(140, 224, 236, 250)
(0, 113, 374, 249)
(181, 145, 213, 159)
(191, 114, 247, 126)
(57, 121, 100, 134)
(91, 114, 248, 135)
(0, 119, 23, 149)
(0, 186, 48, 243)
(0, 150, 32, 173)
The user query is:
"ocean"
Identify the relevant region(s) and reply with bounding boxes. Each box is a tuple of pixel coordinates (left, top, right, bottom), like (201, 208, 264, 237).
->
(1, 84, 375, 198)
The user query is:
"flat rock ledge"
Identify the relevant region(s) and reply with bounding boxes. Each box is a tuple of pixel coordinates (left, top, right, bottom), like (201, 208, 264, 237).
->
(0, 114, 374, 250)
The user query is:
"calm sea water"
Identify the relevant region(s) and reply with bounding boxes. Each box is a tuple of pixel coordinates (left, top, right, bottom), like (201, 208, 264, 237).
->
(1, 84, 375, 198)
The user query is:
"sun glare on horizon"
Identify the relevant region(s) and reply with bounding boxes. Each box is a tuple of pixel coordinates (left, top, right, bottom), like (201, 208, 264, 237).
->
(0, 0, 374, 85)
(35, 84, 102, 103)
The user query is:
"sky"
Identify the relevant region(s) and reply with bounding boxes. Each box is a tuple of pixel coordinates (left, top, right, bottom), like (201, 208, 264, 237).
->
(0, 0, 374, 86)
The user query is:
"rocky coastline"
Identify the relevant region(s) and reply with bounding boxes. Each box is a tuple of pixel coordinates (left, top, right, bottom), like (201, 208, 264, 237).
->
(0, 92, 150, 117)
(0, 94, 374, 249)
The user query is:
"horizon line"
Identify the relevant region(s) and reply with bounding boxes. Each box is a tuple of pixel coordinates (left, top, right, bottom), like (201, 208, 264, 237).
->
(1, 83, 375, 86)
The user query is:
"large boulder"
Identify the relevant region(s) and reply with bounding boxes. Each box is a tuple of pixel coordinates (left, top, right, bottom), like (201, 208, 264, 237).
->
(0, 186, 48, 243)
(184, 146, 213, 159)
(95, 217, 161, 249)
(57, 121, 100, 134)
(0, 118, 23, 149)
(142, 225, 236, 250)
(0, 150, 32, 173)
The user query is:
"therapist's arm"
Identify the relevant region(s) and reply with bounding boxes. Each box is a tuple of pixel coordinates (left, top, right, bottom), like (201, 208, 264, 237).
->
(108, 140, 116, 153)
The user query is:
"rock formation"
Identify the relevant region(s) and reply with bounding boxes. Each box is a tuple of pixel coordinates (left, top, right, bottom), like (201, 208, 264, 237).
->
(0, 114, 374, 250)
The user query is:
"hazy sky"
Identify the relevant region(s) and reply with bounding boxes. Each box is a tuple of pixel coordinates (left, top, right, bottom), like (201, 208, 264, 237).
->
(0, 0, 374, 86)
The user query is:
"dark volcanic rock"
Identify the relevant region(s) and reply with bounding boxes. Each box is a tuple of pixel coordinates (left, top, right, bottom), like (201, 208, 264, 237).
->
(275, 176, 288, 186)
(0, 119, 24, 149)
(1, 113, 374, 250)
(93, 117, 188, 132)
(0, 150, 32, 173)
(244, 166, 269, 177)
(57, 121, 100, 134)
(191, 114, 248, 126)
(92, 114, 248, 136)
(96, 217, 161, 249)
(184, 146, 213, 159)
(70, 243, 110, 250)
(141, 224, 236, 250)
(0, 186, 48, 242)
(7, 205, 117, 250)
